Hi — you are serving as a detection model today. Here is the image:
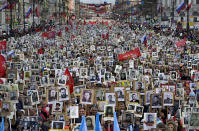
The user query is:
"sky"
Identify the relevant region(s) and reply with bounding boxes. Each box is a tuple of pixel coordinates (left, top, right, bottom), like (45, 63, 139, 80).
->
(80, 0, 115, 4)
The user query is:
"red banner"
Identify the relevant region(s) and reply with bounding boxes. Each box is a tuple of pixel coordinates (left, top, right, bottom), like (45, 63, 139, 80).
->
(0, 41, 6, 51)
(175, 38, 186, 48)
(118, 48, 141, 61)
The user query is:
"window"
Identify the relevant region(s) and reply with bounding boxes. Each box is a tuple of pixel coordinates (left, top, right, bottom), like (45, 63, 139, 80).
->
(197, 0, 199, 4)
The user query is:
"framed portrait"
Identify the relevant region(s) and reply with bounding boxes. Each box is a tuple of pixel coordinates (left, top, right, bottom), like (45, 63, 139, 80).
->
(163, 92, 174, 106)
(120, 72, 127, 81)
(106, 93, 116, 105)
(73, 124, 81, 131)
(74, 85, 86, 96)
(56, 115, 65, 121)
(143, 113, 157, 130)
(47, 88, 58, 103)
(176, 83, 183, 88)
(122, 111, 134, 124)
(189, 113, 199, 129)
(81, 89, 94, 105)
(7, 69, 17, 79)
(51, 121, 65, 129)
(96, 89, 105, 101)
(52, 102, 63, 113)
(40, 75, 49, 86)
(0, 91, 9, 101)
(195, 72, 199, 81)
(151, 94, 162, 108)
(57, 75, 67, 85)
(80, 68, 88, 78)
(128, 92, 140, 103)
(129, 69, 137, 80)
(135, 105, 144, 117)
(115, 87, 125, 102)
(38, 86, 46, 96)
(58, 86, 70, 101)
(70, 106, 79, 118)
(129, 60, 134, 68)
(24, 71, 31, 80)
(127, 103, 137, 113)
(152, 78, 159, 88)
(170, 71, 177, 80)
(104, 105, 115, 117)
(187, 61, 192, 68)
(86, 116, 95, 131)
(135, 81, 145, 93)
(9, 90, 18, 102)
(1, 102, 11, 116)
(97, 101, 107, 113)
(23, 96, 32, 108)
(105, 72, 112, 82)
(100, 68, 106, 76)
(49, 78, 55, 85)
(183, 112, 191, 126)
(175, 88, 184, 100)
(31, 90, 40, 105)
(115, 65, 122, 74)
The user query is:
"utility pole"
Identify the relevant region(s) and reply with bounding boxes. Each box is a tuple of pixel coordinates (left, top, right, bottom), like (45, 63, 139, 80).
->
(23, 0, 25, 33)
(186, 0, 189, 38)
(32, 0, 35, 30)
(59, 0, 61, 26)
(8, 0, 13, 36)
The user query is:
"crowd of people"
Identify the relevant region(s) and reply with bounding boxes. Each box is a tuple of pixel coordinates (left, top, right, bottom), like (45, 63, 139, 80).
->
(0, 19, 199, 131)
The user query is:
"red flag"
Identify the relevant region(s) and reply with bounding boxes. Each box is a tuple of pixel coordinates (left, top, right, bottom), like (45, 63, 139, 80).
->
(0, 41, 6, 51)
(71, 35, 75, 40)
(35, 27, 41, 32)
(38, 47, 44, 54)
(65, 26, 69, 32)
(0, 54, 6, 77)
(64, 68, 74, 94)
(57, 30, 62, 37)
(47, 31, 56, 39)
(35, 7, 40, 18)
(118, 47, 141, 61)
(175, 38, 187, 48)
(42, 32, 47, 37)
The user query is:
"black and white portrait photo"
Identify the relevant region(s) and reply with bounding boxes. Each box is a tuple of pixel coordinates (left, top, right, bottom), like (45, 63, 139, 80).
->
(106, 93, 116, 105)
(115, 87, 124, 101)
(9, 91, 18, 101)
(31, 91, 39, 104)
(81, 89, 93, 104)
(74, 85, 85, 96)
(23, 96, 32, 108)
(105, 72, 112, 82)
(190, 113, 199, 129)
(41, 75, 49, 85)
(145, 90, 153, 105)
(129, 92, 139, 103)
(163, 92, 173, 106)
(48, 89, 57, 103)
(96, 90, 105, 101)
(51, 121, 65, 129)
(120, 72, 127, 81)
(104, 105, 114, 117)
(144, 113, 157, 130)
(52, 102, 63, 113)
(151, 94, 162, 108)
(127, 104, 136, 113)
(58, 86, 69, 101)
(86, 116, 95, 130)
(135, 81, 145, 93)
(80, 68, 88, 78)
(58, 75, 67, 85)
(135, 106, 144, 117)
(175, 88, 184, 100)
(170, 71, 177, 80)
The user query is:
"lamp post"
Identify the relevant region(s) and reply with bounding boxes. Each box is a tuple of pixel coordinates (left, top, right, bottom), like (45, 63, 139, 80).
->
(23, 0, 25, 33)
(32, 0, 35, 30)
(185, 0, 189, 38)
(8, 0, 14, 36)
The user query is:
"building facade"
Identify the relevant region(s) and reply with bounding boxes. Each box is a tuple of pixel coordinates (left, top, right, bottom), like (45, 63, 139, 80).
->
(157, 0, 199, 27)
